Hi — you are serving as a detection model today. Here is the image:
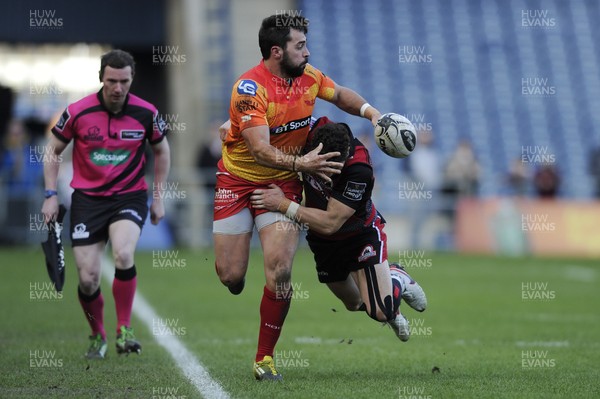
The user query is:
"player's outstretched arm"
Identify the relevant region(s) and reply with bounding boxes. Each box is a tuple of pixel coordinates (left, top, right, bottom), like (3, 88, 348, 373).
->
(329, 83, 382, 126)
(150, 138, 171, 225)
(242, 126, 343, 183)
(251, 184, 355, 235)
(41, 135, 68, 223)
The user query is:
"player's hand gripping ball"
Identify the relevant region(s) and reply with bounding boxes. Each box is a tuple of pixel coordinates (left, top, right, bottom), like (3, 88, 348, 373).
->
(374, 113, 417, 158)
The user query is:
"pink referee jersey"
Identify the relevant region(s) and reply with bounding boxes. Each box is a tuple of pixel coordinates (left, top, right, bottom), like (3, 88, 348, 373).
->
(51, 90, 167, 196)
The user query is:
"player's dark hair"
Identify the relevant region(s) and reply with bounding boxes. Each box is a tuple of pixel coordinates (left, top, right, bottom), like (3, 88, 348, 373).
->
(99, 49, 135, 81)
(259, 14, 309, 60)
(306, 123, 351, 164)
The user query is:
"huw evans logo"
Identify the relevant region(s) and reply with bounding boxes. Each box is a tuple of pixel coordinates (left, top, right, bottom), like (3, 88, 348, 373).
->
(399, 46, 432, 63)
(29, 9, 63, 29)
(521, 146, 555, 164)
(403, 113, 432, 132)
(521, 350, 556, 368)
(398, 181, 432, 200)
(522, 77, 556, 96)
(152, 46, 187, 65)
(521, 281, 556, 300)
(521, 9, 556, 28)
(29, 350, 63, 368)
(152, 250, 187, 269)
(274, 10, 309, 28)
(398, 250, 433, 268)
(521, 214, 556, 232)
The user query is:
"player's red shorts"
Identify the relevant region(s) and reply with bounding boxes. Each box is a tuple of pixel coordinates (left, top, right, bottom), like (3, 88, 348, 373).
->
(213, 159, 303, 221)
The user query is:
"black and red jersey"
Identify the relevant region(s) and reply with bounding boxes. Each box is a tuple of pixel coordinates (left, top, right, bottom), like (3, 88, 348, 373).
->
(303, 119, 381, 240)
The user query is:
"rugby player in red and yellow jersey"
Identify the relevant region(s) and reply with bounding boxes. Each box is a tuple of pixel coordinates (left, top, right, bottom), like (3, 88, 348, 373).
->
(41, 50, 170, 359)
(213, 14, 382, 381)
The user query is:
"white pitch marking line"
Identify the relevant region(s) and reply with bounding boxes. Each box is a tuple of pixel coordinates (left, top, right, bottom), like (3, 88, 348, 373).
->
(102, 260, 230, 399)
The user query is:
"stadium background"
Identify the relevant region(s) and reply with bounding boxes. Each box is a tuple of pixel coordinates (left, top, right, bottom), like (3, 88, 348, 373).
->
(2, 0, 599, 254)
(0, 1, 599, 398)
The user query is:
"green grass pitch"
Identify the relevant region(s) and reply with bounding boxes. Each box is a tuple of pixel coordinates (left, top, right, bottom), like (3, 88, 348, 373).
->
(0, 246, 599, 398)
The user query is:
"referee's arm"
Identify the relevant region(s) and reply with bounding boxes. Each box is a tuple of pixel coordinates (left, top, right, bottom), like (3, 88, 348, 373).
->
(150, 139, 170, 225)
(41, 135, 68, 223)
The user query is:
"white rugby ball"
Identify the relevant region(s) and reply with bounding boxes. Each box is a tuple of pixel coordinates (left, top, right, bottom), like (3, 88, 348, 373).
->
(374, 113, 417, 158)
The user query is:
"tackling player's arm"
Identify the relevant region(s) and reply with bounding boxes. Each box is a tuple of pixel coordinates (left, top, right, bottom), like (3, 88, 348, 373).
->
(150, 138, 170, 225)
(329, 83, 382, 126)
(250, 183, 355, 235)
(242, 126, 343, 183)
(41, 134, 69, 223)
(219, 120, 231, 141)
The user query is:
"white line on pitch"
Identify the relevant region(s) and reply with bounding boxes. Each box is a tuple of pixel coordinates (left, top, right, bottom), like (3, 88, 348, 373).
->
(102, 260, 230, 399)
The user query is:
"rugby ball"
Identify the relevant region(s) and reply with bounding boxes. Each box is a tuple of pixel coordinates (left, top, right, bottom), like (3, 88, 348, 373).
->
(374, 113, 417, 158)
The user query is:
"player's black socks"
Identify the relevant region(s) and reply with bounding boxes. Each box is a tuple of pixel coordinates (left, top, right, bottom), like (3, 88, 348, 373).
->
(115, 265, 137, 281)
(78, 286, 101, 302)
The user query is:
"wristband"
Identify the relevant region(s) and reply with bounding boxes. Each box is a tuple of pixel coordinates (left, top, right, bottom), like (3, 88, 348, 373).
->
(44, 189, 58, 199)
(359, 102, 371, 118)
(285, 202, 300, 220)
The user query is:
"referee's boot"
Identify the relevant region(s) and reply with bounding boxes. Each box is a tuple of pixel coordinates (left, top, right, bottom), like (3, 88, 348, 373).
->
(85, 333, 108, 359)
(116, 325, 142, 355)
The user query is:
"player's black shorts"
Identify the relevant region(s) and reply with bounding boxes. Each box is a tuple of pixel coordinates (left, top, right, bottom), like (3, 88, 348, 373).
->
(70, 190, 148, 247)
(307, 216, 388, 283)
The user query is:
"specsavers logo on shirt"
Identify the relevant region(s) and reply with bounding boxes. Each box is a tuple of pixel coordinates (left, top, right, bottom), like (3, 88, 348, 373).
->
(90, 149, 131, 166)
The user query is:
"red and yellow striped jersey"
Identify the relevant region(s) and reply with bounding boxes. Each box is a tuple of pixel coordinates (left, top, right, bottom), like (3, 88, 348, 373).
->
(224, 60, 335, 182)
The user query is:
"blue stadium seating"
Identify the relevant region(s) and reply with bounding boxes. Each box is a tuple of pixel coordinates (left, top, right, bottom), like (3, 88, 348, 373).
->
(300, 0, 600, 199)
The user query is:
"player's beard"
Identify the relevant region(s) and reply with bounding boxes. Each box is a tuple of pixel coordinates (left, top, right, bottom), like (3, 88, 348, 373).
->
(281, 51, 307, 78)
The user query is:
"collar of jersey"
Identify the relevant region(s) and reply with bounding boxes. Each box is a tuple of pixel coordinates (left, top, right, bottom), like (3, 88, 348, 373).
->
(259, 60, 297, 86)
(96, 89, 130, 117)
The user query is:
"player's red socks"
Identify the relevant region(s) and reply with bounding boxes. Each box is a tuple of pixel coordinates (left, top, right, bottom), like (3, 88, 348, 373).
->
(256, 285, 292, 362)
(113, 265, 137, 333)
(78, 286, 106, 340)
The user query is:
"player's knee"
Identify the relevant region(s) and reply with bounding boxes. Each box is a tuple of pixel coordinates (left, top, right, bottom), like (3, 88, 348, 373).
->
(344, 301, 363, 312)
(215, 262, 245, 287)
(275, 266, 292, 284)
(374, 309, 391, 322)
(112, 247, 134, 268)
(265, 255, 292, 282)
(269, 265, 291, 291)
(78, 272, 100, 294)
(365, 304, 395, 322)
(219, 274, 244, 288)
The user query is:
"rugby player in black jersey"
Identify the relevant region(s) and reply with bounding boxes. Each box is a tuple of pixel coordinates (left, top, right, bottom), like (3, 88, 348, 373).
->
(251, 117, 427, 340)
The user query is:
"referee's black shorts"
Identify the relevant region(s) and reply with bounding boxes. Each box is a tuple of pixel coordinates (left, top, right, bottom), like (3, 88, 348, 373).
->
(70, 190, 148, 246)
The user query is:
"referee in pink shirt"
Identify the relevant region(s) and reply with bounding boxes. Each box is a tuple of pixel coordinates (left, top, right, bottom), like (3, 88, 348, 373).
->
(41, 49, 171, 359)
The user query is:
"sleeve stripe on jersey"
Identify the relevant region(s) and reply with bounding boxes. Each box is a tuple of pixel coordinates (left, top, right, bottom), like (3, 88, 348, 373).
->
(51, 128, 70, 143)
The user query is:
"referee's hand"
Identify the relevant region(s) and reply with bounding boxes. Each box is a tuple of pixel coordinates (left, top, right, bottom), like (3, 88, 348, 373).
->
(41, 196, 59, 224)
(150, 198, 165, 225)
